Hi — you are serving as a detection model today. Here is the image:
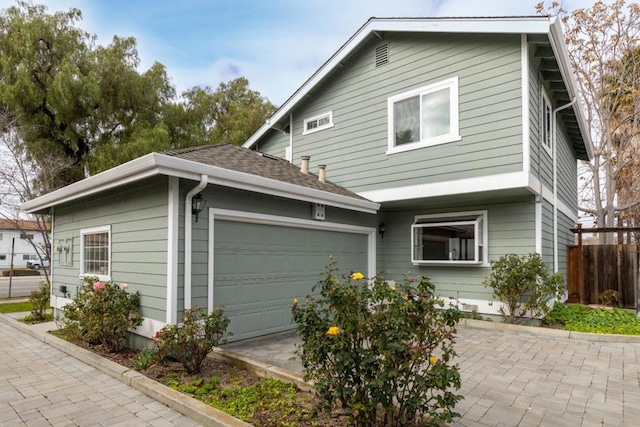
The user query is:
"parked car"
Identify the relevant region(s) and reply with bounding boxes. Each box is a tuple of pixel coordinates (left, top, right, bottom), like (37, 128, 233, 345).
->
(27, 256, 49, 269)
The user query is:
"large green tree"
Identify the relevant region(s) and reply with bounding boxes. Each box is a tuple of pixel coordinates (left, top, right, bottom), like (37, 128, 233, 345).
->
(0, 1, 174, 186)
(0, 2, 276, 185)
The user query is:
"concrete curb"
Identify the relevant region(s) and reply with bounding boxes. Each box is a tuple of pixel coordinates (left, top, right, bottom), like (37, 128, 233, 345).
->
(461, 318, 640, 343)
(0, 314, 252, 427)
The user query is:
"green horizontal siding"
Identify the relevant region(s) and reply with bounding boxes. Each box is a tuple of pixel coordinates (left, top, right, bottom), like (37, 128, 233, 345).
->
(52, 176, 169, 322)
(541, 201, 554, 268)
(557, 124, 578, 212)
(259, 32, 524, 192)
(379, 197, 535, 300)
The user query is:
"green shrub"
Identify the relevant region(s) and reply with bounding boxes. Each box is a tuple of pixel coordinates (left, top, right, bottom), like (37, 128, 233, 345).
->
(598, 289, 620, 307)
(154, 307, 230, 374)
(29, 281, 50, 321)
(293, 264, 463, 426)
(483, 253, 565, 324)
(63, 277, 143, 353)
(2, 268, 40, 277)
(546, 302, 640, 335)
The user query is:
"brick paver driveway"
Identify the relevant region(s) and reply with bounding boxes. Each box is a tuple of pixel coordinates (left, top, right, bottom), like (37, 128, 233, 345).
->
(0, 323, 199, 427)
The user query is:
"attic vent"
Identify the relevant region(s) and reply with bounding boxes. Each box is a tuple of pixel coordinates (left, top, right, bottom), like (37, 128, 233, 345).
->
(375, 43, 389, 67)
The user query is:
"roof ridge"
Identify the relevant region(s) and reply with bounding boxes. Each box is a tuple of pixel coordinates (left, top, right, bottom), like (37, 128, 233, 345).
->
(163, 143, 230, 156)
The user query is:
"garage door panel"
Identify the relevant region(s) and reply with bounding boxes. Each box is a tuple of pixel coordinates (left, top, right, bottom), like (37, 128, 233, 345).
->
(214, 220, 368, 341)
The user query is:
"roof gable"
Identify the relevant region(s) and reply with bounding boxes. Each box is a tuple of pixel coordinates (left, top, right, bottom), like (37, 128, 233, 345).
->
(243, 16, 593, 160)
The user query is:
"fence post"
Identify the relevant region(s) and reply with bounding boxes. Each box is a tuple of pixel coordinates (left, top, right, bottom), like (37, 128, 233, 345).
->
(577, 224, 584, 304)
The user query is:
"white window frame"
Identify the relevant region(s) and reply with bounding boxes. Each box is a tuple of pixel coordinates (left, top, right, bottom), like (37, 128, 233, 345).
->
(387, 76, 461, 155)
(303, 111, 334, 135)
(541, 89, 553, 156)
(411, 210, 488, 266)
(80, 225, 111, 282)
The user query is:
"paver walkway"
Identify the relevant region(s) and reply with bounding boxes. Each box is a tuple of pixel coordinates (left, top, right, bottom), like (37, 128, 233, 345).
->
(223, 325, 640, 426)
(0, 322, 200, 427)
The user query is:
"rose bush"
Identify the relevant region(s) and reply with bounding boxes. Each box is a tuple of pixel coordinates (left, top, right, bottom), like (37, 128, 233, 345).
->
(293, 263, 463, 426)
(63, 276, 143, 352)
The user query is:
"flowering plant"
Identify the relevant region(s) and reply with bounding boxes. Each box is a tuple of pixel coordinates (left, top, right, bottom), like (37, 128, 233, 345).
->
(63, 276, 142, 352)
(293, 263, 463, 425)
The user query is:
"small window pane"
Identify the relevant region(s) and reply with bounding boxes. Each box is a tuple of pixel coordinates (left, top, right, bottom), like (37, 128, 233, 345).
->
(421, 88, 450, 139)
(83, 231, 109, 276)
(394, 95, 420, 145)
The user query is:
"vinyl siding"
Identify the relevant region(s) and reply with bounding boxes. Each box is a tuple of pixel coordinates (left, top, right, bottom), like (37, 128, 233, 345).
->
(256, 128, 289, 159)
(528, 52, 542, 177)
(557, 211, 575, 276)
(379, 196, 535, 300)
(541, 200, 554, 268)
(52, 176, 169, 322)
(259, 32, 524, 192)
(557, 123, 578, 212)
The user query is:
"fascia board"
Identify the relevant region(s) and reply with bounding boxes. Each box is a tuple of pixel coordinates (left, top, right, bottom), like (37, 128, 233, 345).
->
(548, 18, 594, 160)
(21, 154, 161, 213)
(243, 16, 553, 149)
(154, 155, 380, 214)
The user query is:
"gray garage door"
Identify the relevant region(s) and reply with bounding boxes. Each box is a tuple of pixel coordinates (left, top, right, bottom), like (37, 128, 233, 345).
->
(213, 220, 369, 341)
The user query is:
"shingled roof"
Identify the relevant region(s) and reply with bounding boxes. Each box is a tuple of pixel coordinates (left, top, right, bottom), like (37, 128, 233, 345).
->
(163, 143, 369, 202)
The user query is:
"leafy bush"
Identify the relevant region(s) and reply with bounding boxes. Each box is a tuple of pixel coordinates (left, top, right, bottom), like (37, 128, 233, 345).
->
(29, 281, 50, 321)
(154, 307, 230, 374)
(63, 277, 143, 352)
(483, 253, 565, 324)
(132, 348, 156, 371)
(546, 302, 640, 335)
(293, 264, 463, 426)
(598, 289, 620, 306)
(2, 268, 40, 277)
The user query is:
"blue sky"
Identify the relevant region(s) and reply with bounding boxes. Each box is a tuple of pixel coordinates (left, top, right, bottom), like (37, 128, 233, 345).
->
(0, 0, 596, 106)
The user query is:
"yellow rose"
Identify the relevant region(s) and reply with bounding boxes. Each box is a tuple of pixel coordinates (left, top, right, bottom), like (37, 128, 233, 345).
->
(430, 356, 438, 365)
(351, 272, 364, 280)
(391, 285, 396, 291)
(293, 298, 298, 304)
(327, 326, 340, 336)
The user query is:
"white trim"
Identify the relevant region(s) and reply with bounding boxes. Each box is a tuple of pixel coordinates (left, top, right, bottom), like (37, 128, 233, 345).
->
(79, 225, 111, 282)
(521, 34, 531, 173)
(208, 210, 214, 313)
(386, 76, 460, 155)
(208, 207, 377, 281)
(302, 111, 334, 135)
(359, 171, 529, 202)
(22, 152, 379, 215)
(412, 210, 489, 267)
(535, 196, 543, 254)
(49, 206, 55, 305)
(166, 177, 179, 324)
(540, 88, 553, 157)
(286, 113, 293, 162)
(131, 317, 167, 339)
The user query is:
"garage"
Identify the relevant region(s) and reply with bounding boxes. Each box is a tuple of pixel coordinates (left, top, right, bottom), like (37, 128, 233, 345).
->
(211, 211, 373, 342)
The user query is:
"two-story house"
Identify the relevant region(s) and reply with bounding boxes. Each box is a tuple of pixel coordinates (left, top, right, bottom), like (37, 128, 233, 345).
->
(22, 16, 592, 344)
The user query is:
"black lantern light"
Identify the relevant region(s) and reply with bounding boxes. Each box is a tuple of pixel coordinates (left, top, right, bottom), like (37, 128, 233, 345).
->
(192, 193, 206, 222)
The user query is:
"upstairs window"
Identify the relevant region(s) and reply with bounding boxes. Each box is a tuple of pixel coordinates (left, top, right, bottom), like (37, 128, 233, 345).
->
(303, 111, 334, 135)
(20, 232, 34, 240)
(80, 225, 111, 281)
(541, 90, 552, 155)
(411, 211, 487, 265)
(388, 77, 460, 154)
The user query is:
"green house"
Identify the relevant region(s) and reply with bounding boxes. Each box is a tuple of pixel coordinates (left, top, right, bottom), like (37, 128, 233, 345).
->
(22, 16, 592, 343)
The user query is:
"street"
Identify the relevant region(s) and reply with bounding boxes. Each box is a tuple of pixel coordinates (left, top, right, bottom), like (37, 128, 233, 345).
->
(0, 273, 46, 298)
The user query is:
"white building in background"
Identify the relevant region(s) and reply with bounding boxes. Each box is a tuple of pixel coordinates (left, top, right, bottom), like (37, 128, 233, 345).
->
(0, 219, 49, 270)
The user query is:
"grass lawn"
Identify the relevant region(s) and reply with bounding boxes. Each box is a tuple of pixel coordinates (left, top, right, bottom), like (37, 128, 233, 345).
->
(0, 301, 32, 313)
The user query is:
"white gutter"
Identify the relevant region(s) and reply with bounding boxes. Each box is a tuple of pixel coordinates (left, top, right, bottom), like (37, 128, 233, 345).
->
(184, 175, 208, 311)
(22, 153, 378, 215)
(553, 98, 577, 273)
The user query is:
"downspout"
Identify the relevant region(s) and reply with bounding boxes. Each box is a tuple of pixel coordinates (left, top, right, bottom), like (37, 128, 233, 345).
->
(552, 98, 576, 273)
(184, 174, 208, 310)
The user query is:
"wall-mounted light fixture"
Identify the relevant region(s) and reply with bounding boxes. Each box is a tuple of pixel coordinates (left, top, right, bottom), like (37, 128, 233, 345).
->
(191, 193, 206, 222)
(378, 222, 386, 239)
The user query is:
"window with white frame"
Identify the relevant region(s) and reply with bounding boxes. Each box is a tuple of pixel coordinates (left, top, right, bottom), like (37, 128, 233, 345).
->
(411, 211, 487, 265)
(541, 90, 552, 155)
(80, 225, 111, 280)
(303, 111, 334, 135)
(20, 232, 34, 240)
(387, 76, 460, 154)
(0, 254, 6, 260)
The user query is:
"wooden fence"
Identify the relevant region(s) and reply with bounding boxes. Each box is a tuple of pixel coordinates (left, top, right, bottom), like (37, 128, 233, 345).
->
(567, 244, 639, 309)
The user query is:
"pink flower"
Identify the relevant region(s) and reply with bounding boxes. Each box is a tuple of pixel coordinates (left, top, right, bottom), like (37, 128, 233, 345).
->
(119, 283, 128, 290)
(93, 282, 105, 290)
